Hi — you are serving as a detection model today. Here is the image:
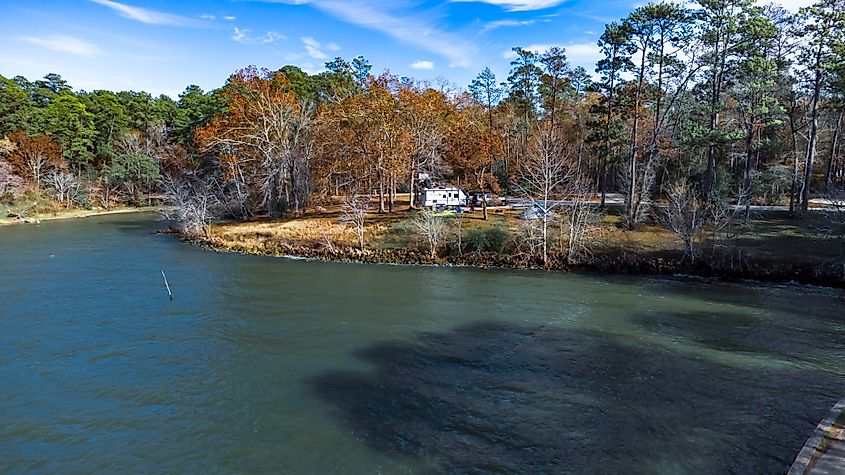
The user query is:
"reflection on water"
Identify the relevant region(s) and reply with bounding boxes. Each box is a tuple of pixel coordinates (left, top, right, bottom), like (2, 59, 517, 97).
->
(1, 213, 844, 473)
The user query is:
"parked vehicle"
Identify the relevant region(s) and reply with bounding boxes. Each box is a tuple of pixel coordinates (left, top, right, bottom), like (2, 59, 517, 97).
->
(420, 187, 467, 207)
(467, 191, 498, 207)
(520, 202, 555, 220)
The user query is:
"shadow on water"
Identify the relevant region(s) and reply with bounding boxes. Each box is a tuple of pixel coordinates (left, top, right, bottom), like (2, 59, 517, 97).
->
(633, 310, 845, 363)
(310, 320, 845, 474)
(642, 278, 845, 320)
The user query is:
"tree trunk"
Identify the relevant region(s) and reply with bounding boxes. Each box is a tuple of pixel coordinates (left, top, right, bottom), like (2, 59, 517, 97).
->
(600, 54, 617, 210)
(788, 111, 800, 214)
(388, 175, 395, 213)
(704, 31, 726, 200)
(743, 122, 754, 222)
(378, 169, 386, 213)
(826, 110, 843, 186)
(626, 45, 648, 228)
(409, 168, 416, 210)
(802, 49, 823, 212)
(542, 215, 548, 267)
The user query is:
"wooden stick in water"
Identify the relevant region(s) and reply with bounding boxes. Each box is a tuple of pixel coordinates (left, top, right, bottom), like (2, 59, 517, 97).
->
(161, 270, 173, 301)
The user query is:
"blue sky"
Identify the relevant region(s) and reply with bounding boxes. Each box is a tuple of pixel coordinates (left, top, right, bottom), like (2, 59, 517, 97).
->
(0, 0, 812, 98)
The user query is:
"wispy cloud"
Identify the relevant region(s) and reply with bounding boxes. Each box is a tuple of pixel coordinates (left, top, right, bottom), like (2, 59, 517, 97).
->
(410, 60, 435, 70)
(451, 0, 566, 11)
(223, 15, 237, 21)
(20, 35, 101, 57)
(200, 14, 216, 20)
(232, 28, 285, 44)
(481, 19, 535, 32)
(301, 36, 327, 59)
(255, 0, 476, 68)
(563, 43, 601, 70)
(90, 0, 205, 27)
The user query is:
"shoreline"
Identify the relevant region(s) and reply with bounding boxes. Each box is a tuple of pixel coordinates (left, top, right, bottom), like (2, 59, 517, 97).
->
(0, 206, 159, 227)
(789, 397, 845, 474)
(185, 233, 845, 290)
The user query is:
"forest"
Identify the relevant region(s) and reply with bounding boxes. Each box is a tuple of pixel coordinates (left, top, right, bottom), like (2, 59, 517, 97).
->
(1, 0, 844, 276)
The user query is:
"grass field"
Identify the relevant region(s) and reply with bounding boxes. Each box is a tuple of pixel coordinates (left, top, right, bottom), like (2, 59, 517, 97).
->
(206, 194, 844, 278)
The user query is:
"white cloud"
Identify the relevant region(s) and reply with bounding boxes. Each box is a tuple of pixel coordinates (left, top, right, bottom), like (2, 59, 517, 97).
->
(223, 16, 237, 21)
(200, 14, 216, 20)
(90, 0, 206, 27)
(298, 62, 321, 74)
(232, 27, 285, 44)
(232, 27, 247, 42)
(482, 19, 535, 32)
(451, 0, 566, 11)
(411, 60, 435, 70)
(20, 35, 101, 57)
(301, 36, 327, 59)
(261, 1, 476, 68)
(563, 43, 601, 70)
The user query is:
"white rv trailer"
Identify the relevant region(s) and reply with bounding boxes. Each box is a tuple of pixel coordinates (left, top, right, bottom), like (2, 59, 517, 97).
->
(420, 187, 467, 208)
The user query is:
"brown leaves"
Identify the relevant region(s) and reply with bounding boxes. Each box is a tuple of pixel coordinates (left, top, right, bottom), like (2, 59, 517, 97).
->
(6, 131, 64, 184)
(446, 108, 504, 192)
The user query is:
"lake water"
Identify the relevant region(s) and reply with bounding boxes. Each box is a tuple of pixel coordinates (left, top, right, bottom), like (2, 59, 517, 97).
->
(1, 213, 844, 473)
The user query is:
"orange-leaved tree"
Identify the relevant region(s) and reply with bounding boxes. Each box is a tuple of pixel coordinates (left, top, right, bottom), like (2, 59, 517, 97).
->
(446, 103, 503, 220)
(196, 66, 312, 218)
(398, 82, 454, 209)
(7, 131, 63, 187)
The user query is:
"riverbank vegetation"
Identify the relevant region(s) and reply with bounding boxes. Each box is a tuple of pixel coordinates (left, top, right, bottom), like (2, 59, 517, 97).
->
(191, 194, 844, 287)
(2, 0, 844, 282)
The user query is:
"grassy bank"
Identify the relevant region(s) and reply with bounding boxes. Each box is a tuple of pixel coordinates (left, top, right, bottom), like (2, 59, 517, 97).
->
(1, 188, 161, 226)
(1, 202, 158, 226)
(184, 195, 845, 288)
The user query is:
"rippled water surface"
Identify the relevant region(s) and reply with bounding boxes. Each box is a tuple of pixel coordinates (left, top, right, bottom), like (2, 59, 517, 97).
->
(2, 213, 845, 473)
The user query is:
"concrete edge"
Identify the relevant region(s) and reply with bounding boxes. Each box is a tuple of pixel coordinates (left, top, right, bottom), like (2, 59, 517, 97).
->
(788, 397, 845, 475)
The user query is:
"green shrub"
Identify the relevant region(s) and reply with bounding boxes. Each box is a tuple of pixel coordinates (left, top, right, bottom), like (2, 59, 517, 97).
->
(464, 224, 509, 253)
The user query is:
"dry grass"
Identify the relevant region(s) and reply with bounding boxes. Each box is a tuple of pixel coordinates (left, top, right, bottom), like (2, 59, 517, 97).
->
(592, 214, 679, 257)
(210, 215, 381, 248)
(207, 196, 842, 273)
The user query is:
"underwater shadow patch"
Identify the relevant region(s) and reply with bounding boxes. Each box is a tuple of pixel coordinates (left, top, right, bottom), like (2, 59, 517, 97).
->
(310, 320, 845, 474)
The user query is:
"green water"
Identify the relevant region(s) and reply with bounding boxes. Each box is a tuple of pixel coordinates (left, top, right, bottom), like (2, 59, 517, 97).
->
(1, 213, 844, 473)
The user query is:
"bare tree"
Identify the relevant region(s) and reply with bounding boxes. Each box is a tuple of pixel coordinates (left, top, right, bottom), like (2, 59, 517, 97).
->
(8, 133, 62, 187)
(342, 193, 369, 251)
(559, 174, 595, 264)
(198, 68, 314, 219)
(519, 218, 545, 261)
(412, 208, 450, 259)
(661, 180, 704, 263)
(162, 174, 219, 238)
(0, 138, 21, 197)
(0, 159, 23, 197)
(45, 170, 82, 207)
(816, 192, 845, 279)
(518, 132, 574, 266)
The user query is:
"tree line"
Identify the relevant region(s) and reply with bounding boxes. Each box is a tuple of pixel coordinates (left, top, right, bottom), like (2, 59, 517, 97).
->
(1, 0, 843, 246)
